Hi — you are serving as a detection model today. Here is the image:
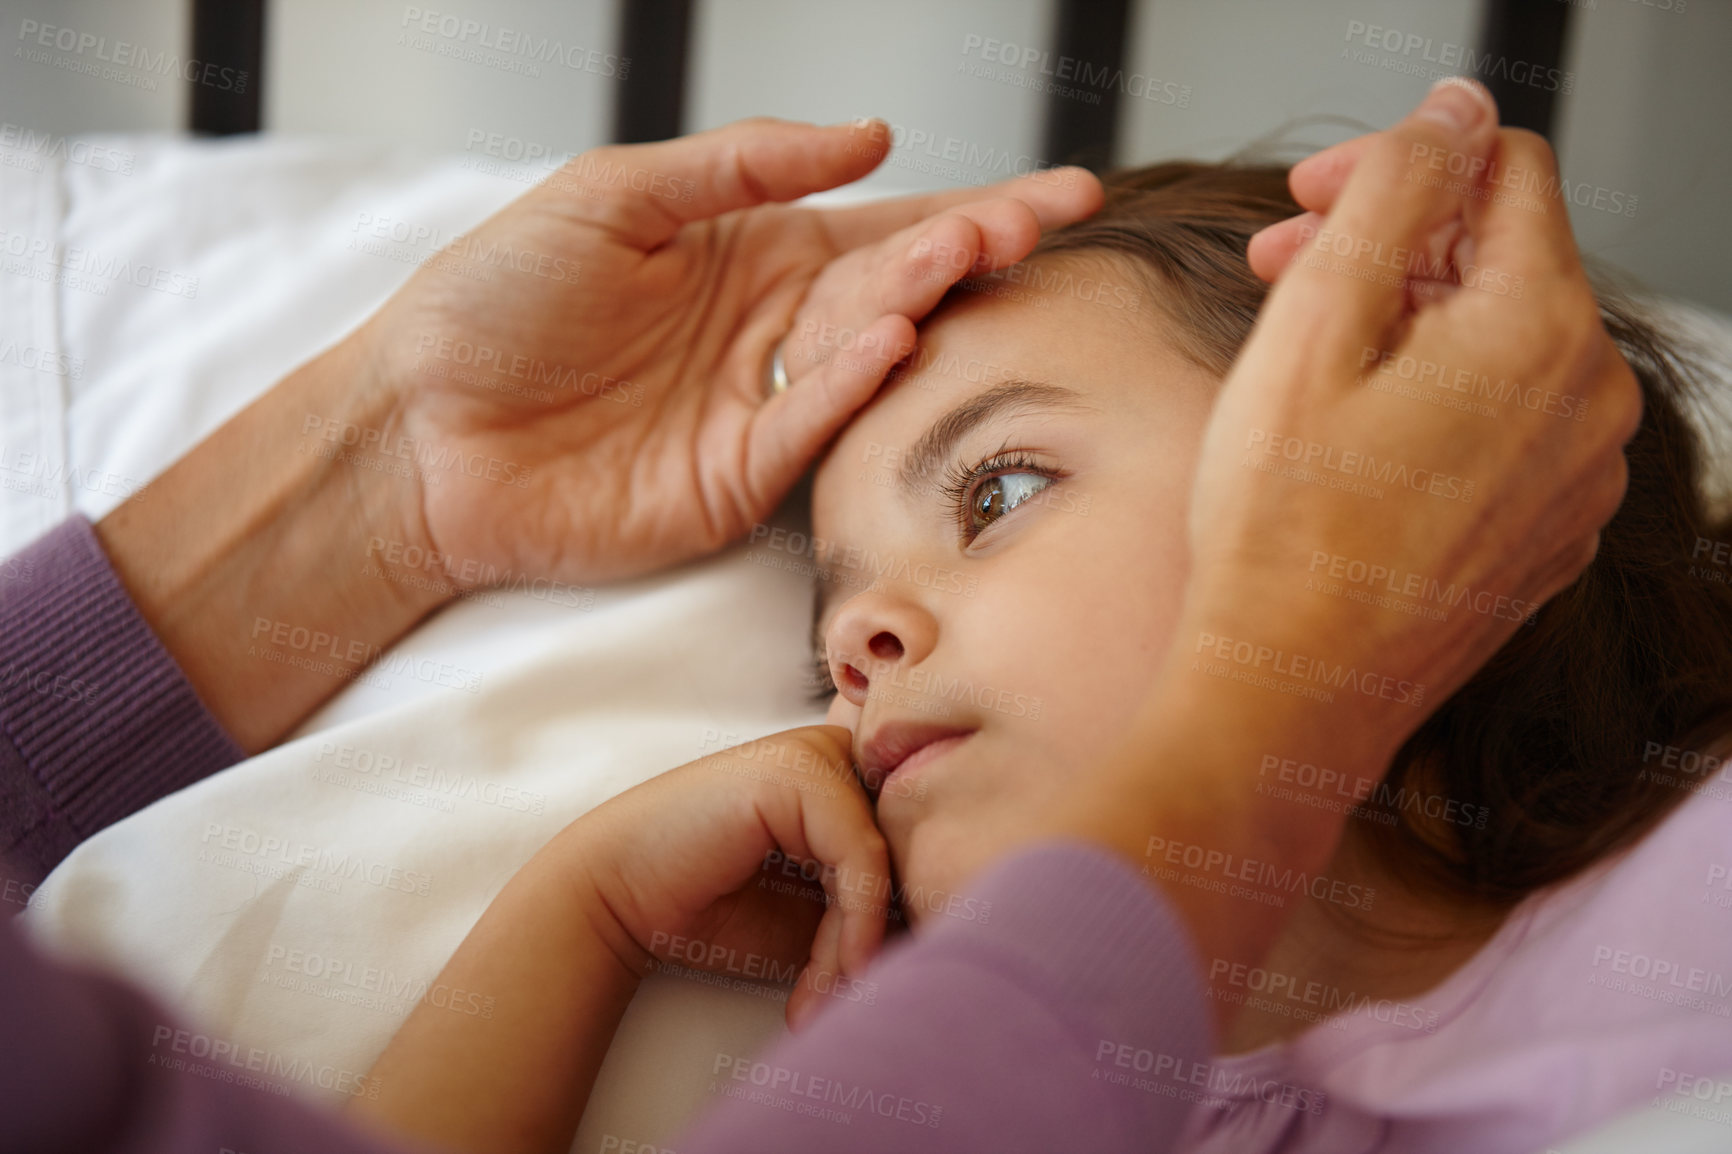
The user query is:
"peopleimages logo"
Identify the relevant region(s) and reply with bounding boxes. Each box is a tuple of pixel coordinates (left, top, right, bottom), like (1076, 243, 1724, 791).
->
(0, 227, 200, 299)
(0, 122, 135, 175)
(1193, 630, 1426, 709)
(398, 7, 629, 78)
(150, 1026, 377, 1098)
(959, 34, 1192, 106)
(199, 821, 434, 897)
(1093, 1041, 1326, 1114)
(712, 1053, 943, 1128)
(1144, 833, 1376, 911)
(1341, 20, 1574, 93)
(16, 19, 250, 92)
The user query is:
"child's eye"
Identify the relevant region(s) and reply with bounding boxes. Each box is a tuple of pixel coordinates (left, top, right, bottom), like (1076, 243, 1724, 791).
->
(941, 449, 1060, 540)
(963, 472, 1053, 533)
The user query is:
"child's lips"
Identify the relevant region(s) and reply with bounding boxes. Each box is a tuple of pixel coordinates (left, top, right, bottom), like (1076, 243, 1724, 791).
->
(882, 732, 971, 790)
(857, 721, 977, 795)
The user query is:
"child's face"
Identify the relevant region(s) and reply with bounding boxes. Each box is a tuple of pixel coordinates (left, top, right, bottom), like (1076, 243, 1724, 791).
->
(811, 258, 1222, 923)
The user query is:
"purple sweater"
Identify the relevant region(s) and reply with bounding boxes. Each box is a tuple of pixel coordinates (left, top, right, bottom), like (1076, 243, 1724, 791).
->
(0, 517, 1212, 1153)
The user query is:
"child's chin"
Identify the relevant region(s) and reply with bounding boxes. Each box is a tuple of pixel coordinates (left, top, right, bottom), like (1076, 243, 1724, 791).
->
(891, 823, 979, 930)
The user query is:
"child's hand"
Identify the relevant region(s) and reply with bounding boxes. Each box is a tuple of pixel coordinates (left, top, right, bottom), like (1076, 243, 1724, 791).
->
(353, 725, 885, 1152)
(555, 724, 891, 1031)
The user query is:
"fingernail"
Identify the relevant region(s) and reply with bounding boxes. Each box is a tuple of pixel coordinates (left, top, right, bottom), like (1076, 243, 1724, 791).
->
(1417, 77, 1492, 132)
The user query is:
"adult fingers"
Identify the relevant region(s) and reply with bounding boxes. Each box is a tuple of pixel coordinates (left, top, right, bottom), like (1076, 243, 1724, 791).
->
(1280, 127, 1592, 312)
(554, 117, 893, 250)
(1267, 77, 1500, 369)
(746, 198, 1044, 498)
(817, 160, 1104, 250)
(745, 311, 917, 502)
(782, 196, 1044, 388)
(1454, 127, 1588, 292)
(1421, 127, 1641, 454)
(1289, 134, 1375, 214)
(1250, 146, 1476, 289)
(1246, 136, 1375, 282)
(1247, 211, 1323, 282)
(1250, 213, 1469, 308)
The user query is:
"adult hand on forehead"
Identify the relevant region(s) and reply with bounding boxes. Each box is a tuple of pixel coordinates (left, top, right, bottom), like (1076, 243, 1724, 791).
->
(364, 117, 1102, 587)
(102, 116, 1101, 750)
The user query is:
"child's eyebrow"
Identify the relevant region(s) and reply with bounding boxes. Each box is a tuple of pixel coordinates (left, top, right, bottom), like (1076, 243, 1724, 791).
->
(896, 378, 1089, 497)
(808, 378, 1089, 676)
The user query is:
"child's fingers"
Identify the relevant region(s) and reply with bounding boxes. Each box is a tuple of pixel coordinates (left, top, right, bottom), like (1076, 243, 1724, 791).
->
(724, 869, 829, 970)
(812, 804, 892, 978)
(625, 724, 888, 1029)
(743, 727, 892, 979)
(804, 789, 892, 978)
(786, 910, 847, 1032)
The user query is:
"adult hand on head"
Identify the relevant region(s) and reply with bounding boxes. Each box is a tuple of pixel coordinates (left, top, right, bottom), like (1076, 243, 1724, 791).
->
(360, 118, 1102, 585)
(1026, 79, 1642, 994)
(1246, 126, 1472, 306)
(99, 118, 1101, 751)
(1182, 78, 1639, 749)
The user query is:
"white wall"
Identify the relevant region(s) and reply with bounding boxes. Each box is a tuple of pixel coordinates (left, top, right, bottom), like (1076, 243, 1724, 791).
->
(0, 0, 187, 135)
(686, 0, 1055, 195)
(1, 0, 1725, 312)
(1555, 0, 1732, 314)
(1114, 0, 1731, 315)
(1118, 0, 1481, 159)
(265, 0, 618, 157)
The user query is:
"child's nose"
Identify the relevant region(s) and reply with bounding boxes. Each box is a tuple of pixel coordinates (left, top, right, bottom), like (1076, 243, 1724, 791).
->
(839, 630, 906, 694)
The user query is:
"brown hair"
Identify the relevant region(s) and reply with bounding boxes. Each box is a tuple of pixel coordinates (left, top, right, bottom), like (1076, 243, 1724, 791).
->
(1027, 162, 1732, 909)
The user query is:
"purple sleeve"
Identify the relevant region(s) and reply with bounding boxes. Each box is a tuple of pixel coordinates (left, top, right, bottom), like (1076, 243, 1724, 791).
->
(0, 910, 426, 1154)
(0, 842, 1206, 1154)
(677, 841, 1214, 1154)
(0, 516, 244, 903)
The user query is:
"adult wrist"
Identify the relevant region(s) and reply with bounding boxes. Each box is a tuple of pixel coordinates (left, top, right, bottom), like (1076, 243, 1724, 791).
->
(95, 335, 453, 752)
(1043, 598, 1411, 985)
(1172, 564, 1432, 755)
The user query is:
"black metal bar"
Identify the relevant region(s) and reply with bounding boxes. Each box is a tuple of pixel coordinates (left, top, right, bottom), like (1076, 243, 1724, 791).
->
(188, 0, 264, 135)
(1040, 0, 1132, 170)
(613, 0, 693, 144)
(1475, 0, 1573, 139)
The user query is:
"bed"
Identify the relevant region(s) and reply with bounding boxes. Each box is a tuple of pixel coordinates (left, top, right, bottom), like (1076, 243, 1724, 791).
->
(6, 131, 1731, 1154)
